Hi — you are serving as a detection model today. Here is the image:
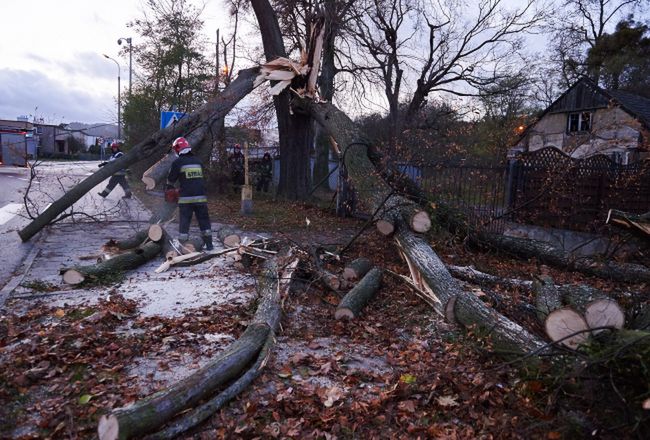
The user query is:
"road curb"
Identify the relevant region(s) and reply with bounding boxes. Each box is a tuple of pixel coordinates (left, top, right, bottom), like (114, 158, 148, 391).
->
(0, 233, 43, 309)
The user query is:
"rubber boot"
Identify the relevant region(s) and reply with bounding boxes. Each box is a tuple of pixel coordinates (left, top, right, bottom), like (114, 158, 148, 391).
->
(203, 234, 214, 251)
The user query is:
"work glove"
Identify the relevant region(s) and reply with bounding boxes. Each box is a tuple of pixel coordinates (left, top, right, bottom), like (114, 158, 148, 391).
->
(165, 188, 180, 203)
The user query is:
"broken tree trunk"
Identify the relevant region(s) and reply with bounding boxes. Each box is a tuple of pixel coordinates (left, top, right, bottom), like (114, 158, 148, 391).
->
(335, 267, 382, 320)
(98, 249, 297, 440)
(342, 257, 373, 282)
(62, 241, 162, 285)
(478, 233, 650, 283)
(297, 99, 431, 235)
(394, 227, 547, 354)
(300, 98, 545, 354)
(19, 66, 261, 243)
(606, 209, 650, 240)
(110, 230, 149, 251)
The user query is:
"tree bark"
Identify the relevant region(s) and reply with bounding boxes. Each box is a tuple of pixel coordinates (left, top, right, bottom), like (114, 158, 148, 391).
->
(19, 67, 260, 242)
(446, 265, 533, 291)
(533, 275, 562, 322)
(342, 257, 373, 282)
(394, 227, 547, 354)
(299, 99, 431, 234)
(478, 233, 650, 283)
(62, 241, 162, 285)
(335, 267, 382, 320)
(217, 227, 241, 247)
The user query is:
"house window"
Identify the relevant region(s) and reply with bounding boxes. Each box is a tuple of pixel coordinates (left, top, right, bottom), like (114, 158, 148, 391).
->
(567, 112, 591, 133)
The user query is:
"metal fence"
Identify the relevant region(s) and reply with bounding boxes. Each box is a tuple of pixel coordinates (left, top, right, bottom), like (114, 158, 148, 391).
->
(397, 147, 650, 234)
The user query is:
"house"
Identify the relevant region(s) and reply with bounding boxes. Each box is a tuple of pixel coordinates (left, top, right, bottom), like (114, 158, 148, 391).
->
(0, 119, 38, 166)
(511, 77, 650, 164)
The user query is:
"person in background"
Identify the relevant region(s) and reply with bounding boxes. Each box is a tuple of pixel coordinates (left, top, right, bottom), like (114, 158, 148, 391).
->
(165, 137, 213, 251)
(256, 152, 273, 193)
(229, 144, 245, 193)
(98, 141, 132, 199)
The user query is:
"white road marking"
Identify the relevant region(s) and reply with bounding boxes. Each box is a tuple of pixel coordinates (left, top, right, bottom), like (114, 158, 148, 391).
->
(0, 203, 23, 225)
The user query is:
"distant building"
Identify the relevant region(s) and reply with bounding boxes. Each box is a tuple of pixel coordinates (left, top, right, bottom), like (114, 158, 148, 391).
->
(511, 77, 650, 164)
(0, 119, 37, 166)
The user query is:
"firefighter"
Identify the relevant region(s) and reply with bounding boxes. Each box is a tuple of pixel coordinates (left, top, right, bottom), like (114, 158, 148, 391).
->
(165, 137, 214, 250)
(98, 141, 132, 199)
(256, 152, 273, 193)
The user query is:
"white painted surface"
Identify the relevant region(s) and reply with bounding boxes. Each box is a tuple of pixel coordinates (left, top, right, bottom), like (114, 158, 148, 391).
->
(0, 203, 23, 225)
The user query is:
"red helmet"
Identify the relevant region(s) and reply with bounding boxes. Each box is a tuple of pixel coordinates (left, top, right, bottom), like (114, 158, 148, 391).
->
(110, 141, 120, 150)
(172, 137, 191, 155)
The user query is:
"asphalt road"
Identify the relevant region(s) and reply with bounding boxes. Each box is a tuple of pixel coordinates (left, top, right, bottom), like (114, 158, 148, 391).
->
(0, 166, 33, 290)
(0, 161, 99, 291)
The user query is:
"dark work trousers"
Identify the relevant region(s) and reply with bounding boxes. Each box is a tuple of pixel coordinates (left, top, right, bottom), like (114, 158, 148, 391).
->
(256, 177, 271, 193)
(178, 203, 212, 239)
(101, 175, 131, 197)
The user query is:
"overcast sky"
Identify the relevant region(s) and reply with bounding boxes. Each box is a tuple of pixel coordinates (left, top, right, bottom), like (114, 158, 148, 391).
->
(0, 0, 228, 125)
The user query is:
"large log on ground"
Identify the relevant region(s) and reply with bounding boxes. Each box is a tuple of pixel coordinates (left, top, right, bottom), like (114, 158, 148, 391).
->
(479, 233, 650, 283)
(98, 249, 297, 440)
(544, 307, 590, 349)
(18, 66, 260, 242)
(217, 227, 241, 247)
(447, 265, 533, 291)
(111, 230, 149, 250)
(298, 99, 431, 234)
(533, 275, 562, 322)
(342, 257, 373, 282)
(62, 241, 162, 285)
(394, 227, 546, 354)
(335, 267, 382, 320)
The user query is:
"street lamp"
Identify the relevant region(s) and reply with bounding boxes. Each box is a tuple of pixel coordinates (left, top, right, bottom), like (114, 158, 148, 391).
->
(117, 37, 132, 97)
(103, 54, 121, 140)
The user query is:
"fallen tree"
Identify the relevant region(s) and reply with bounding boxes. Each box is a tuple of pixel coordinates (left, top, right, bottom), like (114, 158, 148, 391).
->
(98, 249, 299, 440)
(301, 98, 546, 354)
(335, 267, 382, 320)
(478, 233, 650, 283)
(62, 240, 163, 285)
(18, 66, 261, 243)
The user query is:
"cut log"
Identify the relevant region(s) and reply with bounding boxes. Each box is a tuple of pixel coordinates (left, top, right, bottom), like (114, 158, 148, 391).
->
(180, 237, 205, 254)
(217, 227, 241, 247)
(142, 152, 177, 190)
(335, 267, 382, 320)
(62, 241, 162, 285)
(19, 66, 261, 243)
(584, 299, 625, 332)
(376, 219, 395, 236)
(148, 224, 164, 242)
(342, 257, 373, 282)
(98, 249, 297, 440)
(401, 206, 431, 233)
(533, 275, 562, 322)
(544, 308, 590, 349)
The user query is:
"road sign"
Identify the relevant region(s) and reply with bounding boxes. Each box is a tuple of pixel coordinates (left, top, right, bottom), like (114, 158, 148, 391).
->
(160, 111, 186, 129)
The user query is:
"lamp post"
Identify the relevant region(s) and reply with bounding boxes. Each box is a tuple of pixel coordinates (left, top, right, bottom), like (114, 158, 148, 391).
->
(103, 54, 121, 140)
(117, 37, 132, 97)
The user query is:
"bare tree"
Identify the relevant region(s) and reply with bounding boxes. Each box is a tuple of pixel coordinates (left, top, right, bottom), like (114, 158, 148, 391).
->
(344, 0, 548, 150)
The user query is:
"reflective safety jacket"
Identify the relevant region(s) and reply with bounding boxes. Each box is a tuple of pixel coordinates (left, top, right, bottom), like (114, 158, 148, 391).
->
(166, 152, 207, 204)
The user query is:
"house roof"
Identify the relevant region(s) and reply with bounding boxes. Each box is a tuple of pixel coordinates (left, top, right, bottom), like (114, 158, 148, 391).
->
(604, 89, 650, 128)
(515, 78, 650, 145)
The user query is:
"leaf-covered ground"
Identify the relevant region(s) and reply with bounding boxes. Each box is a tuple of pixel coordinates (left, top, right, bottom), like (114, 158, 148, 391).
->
(1, 187, 647, 438)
